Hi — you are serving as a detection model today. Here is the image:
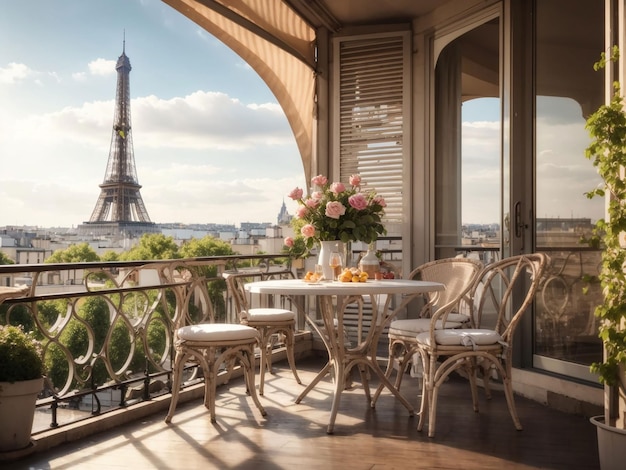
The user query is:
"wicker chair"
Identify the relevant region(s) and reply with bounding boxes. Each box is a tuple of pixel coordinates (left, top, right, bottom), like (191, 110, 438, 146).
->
(163, 267, 267, 424)
(371, 257, 483, 406)
(223, 272, 301, 396)
(415, 253, 548, 437)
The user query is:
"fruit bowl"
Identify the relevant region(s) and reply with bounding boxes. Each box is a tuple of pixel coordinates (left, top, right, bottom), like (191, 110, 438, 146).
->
(337, 267, 369, 283)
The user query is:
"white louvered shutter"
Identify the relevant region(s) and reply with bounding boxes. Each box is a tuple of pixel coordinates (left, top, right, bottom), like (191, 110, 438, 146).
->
(334, 31, 410, 224)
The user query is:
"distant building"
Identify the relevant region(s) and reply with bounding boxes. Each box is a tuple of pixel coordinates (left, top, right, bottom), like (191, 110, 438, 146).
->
(277, 200, 292, 225)
(0, 227, 53, 264)
(536, 217, 592, 233)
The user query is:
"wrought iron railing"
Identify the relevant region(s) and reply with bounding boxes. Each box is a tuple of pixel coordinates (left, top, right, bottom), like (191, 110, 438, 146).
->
(0, 255, 298, 433)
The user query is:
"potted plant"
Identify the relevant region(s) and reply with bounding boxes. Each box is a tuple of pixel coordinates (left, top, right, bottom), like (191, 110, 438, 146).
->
(287, 173, 387, 280)
(0, 324, 45, 453)
(584, 45, 626, 470)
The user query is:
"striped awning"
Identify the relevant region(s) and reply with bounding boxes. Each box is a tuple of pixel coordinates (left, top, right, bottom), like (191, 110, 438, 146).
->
(162, 0, 317, 181)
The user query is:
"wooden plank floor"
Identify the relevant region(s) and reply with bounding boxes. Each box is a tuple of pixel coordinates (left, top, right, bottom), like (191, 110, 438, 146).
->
(5, 355, 599, 469)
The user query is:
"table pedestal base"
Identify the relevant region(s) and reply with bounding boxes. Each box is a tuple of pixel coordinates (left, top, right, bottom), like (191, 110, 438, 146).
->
(297, 295, 415, 434)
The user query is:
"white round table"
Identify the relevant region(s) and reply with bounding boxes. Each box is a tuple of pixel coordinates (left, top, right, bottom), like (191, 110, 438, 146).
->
(245, 278, 444, 433)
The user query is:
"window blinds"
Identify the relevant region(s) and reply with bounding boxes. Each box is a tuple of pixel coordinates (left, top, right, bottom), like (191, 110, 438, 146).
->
(337, 33, 408, 224)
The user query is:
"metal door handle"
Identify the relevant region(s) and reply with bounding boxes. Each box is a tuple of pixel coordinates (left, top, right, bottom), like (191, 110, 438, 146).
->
(514, 201, 527, 238)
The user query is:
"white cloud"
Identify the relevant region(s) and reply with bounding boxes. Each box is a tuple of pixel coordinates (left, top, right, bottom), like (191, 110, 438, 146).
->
(141, 173, 305, 225)
(88, 58, 116, 76)
(2, 90, 294, 155)
(0, 62, 35, 84)
(48, 71, 61, 83)
(460, 112, 604, 224)
(132, 91, 295, 150)
(0, 179, 96, 228)
(461, 120, 501, 223)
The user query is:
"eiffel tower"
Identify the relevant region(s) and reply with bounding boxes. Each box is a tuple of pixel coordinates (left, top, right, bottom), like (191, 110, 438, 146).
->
(79, 41, 158, 239)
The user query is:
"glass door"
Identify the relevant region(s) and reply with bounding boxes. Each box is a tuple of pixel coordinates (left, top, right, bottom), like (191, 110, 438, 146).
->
(531, 0, 605, 381)
(434, 12, 501, 266)
(434, 0, 605, 384)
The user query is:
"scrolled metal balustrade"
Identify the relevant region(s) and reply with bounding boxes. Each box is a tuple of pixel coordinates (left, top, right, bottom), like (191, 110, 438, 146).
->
(0, 254, 296, 431)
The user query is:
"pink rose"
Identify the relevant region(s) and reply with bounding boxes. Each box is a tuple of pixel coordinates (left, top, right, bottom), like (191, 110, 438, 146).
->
(296, 206, 308, 218)
(330, 182, 345, 194)
(301, 224, 316, 238)
(373, 195, 387, 207)
(325, 201, 346, 219)
(311, 175, 328, 187)
(312, 191, 323, 200)
(288, 187, 303, 200)
(349, 174, 361, 187)
(305, 198, 320, 209)
(284, 237, 294, 247)
(348, 193, 368, 211)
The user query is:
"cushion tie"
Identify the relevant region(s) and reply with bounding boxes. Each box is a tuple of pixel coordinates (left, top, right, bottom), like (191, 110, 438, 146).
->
(460, 333, 477, 350)
(459, 331, 508, 351)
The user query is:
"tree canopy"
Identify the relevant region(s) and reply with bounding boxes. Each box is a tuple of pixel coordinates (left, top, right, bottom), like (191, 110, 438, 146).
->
(45, 242, 99, 263)
(0, 252, 15, 265)
(179, 237, 234, 258)
(119, 233, 181, 261)
(100, 250, 120, 262)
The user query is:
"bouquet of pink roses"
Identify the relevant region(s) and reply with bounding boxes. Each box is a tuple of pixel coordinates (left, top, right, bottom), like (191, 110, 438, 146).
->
(287, 174, 386, 251)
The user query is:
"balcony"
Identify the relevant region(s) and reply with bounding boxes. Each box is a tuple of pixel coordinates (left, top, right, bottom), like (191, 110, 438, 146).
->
(0, 254, 601, 468)
(3, 357, 599, 468)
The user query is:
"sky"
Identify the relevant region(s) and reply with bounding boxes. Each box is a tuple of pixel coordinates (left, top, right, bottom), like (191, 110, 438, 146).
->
(0, 0, 306, 229)
(0, 1, 604, 229)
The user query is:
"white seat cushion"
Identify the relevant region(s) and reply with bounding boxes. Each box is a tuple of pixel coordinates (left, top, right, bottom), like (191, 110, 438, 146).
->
(244, 308, 295, 322)
(389, 318, 463, 336)
(177, 323, 259, 342)
(416, 328, 503, 348)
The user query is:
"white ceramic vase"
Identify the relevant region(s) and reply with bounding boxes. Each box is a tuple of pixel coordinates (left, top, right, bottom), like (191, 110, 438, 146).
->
(318, 240, 344, 281)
